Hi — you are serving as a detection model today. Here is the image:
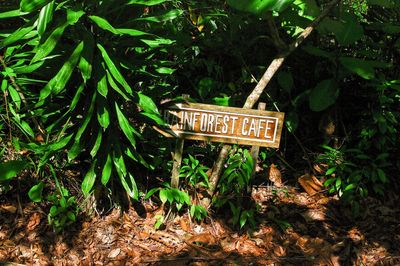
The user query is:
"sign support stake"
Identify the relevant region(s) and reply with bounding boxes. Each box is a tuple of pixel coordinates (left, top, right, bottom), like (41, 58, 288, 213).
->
(250, 102, 266, 185)
(171, 94, 190, 188)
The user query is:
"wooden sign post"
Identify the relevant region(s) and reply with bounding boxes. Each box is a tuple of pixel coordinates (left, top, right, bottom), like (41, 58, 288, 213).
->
(161, 100, 285, 189)
(161, 102, 284, 148)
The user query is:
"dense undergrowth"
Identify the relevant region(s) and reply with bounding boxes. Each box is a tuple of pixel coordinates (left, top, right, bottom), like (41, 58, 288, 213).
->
(1, 0, 399, 231)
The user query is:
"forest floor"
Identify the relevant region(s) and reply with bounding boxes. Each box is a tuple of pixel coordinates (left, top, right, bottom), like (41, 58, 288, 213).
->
(1, 178, 400, 266)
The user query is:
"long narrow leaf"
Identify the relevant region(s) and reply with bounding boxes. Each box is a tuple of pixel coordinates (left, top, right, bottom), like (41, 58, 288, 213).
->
(68, 91, 96, 161)
(0, 10, 29, 19)
(97, 95, 110, 129)
(90, 130, 102, 158)
(101, 154, 113, 185)
(32, 9, 85, 63)
(115, 103, 137, 148)
(78, 31, 94, 82)
(37, 41, 84, 104)
(0, 19, 37, 48)
(20, 0, 52, 13)
(82, 159, 97, 197)
(97, 44, 133, 95)
(128, 0, 171, 5)
(37, 1, 54, 37)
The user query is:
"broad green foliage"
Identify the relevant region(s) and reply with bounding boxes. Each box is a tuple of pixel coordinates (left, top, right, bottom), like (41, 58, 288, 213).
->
(1, 0, 399, 224)
(0, 0, 180, 203)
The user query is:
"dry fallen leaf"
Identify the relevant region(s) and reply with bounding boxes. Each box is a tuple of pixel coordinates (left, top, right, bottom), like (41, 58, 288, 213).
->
(187, 232, 217, 246)
(108, 248, 121, 258)
(267, 163, 282, 187)
(0, 205, 17, 214)
(27, 212, 41, 231)
(301, 208, 326, 222)
(179, 217, 190, 232)
(298, 174, 323, 195)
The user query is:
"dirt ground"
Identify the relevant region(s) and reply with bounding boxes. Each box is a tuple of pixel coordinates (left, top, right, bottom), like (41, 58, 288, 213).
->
(1, 182, 400, 266)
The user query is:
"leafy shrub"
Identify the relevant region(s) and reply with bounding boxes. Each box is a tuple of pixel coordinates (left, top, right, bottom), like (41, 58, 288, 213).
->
(0, 0, 182, 204)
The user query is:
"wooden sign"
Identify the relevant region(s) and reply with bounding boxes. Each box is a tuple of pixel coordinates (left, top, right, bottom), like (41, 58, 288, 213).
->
(161, 102, 285, 148)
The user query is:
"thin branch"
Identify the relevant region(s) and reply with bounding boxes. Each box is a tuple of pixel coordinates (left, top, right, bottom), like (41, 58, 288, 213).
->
(204, 0, 341, 208)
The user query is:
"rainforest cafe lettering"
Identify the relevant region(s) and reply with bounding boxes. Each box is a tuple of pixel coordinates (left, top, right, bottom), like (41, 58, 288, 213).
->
(162, 103, 284, 148)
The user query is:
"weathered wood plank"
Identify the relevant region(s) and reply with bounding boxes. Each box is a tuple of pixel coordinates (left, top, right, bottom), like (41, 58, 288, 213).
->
(161, 102, 284, 148)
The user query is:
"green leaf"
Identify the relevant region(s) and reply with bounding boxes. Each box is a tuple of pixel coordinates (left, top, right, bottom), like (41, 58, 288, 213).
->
(89, 15, 119, 34)
(367, 0, 395, 8)
(324, 178, 335, 187)
(159, 189, 169, 204)
(20, 0, 52, 13)
(0, 160, 28, 182)
(325, 167, 336, 175)
(128, 0, 171, 5)
(28, 182, 44, 202)
(68, 92, 96, 161)
(197, 77, 215, 99)
(106, 70, 130, 100)
(97, 44, 133, 95)
(339, 57, 390, 80)
(82, 159, 97, 197)
(78, 31, 94, 82)
(376, 168, 387, 183)
(140, 38, 175, 48)
(113, 146, 127, 178)
(309, 79, 339, 112)
(240, 211, 247, 228)
(38, 41, 84, 103)
(49, 205, 58, 216)
(20, 121, 35, 138)
(89, 16, 147, 37)
(90, 130, 102, 158)
(67, 211, 76, 222)
(32, 9, 85, 63)
(227, 0, 294, 14)
(32, 23, 67, 63)
(8, 85, 22, 109)
(320, 12, 364, 46)
(101, 154, 113, 185)
(212, 95, 230, 106)
(140, 112, 166, 126)
(0, 10, 28, 19)
(60, 197, 67, 208)
(115, 103, 137, 148)
(285, 111, 298, 133)
(1, 19, 36, 48)
(344, 183, 356, 191)
(145, 187, 160, 199)
(96, 63, 108, 97)
(135, 9, 183, 22)
(37, 1, 54, 37)
(155, 67, 176, 75)
(277, 70, 294, 94)
(97, 96, 110, 129)
(138, 92, 159, 114)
